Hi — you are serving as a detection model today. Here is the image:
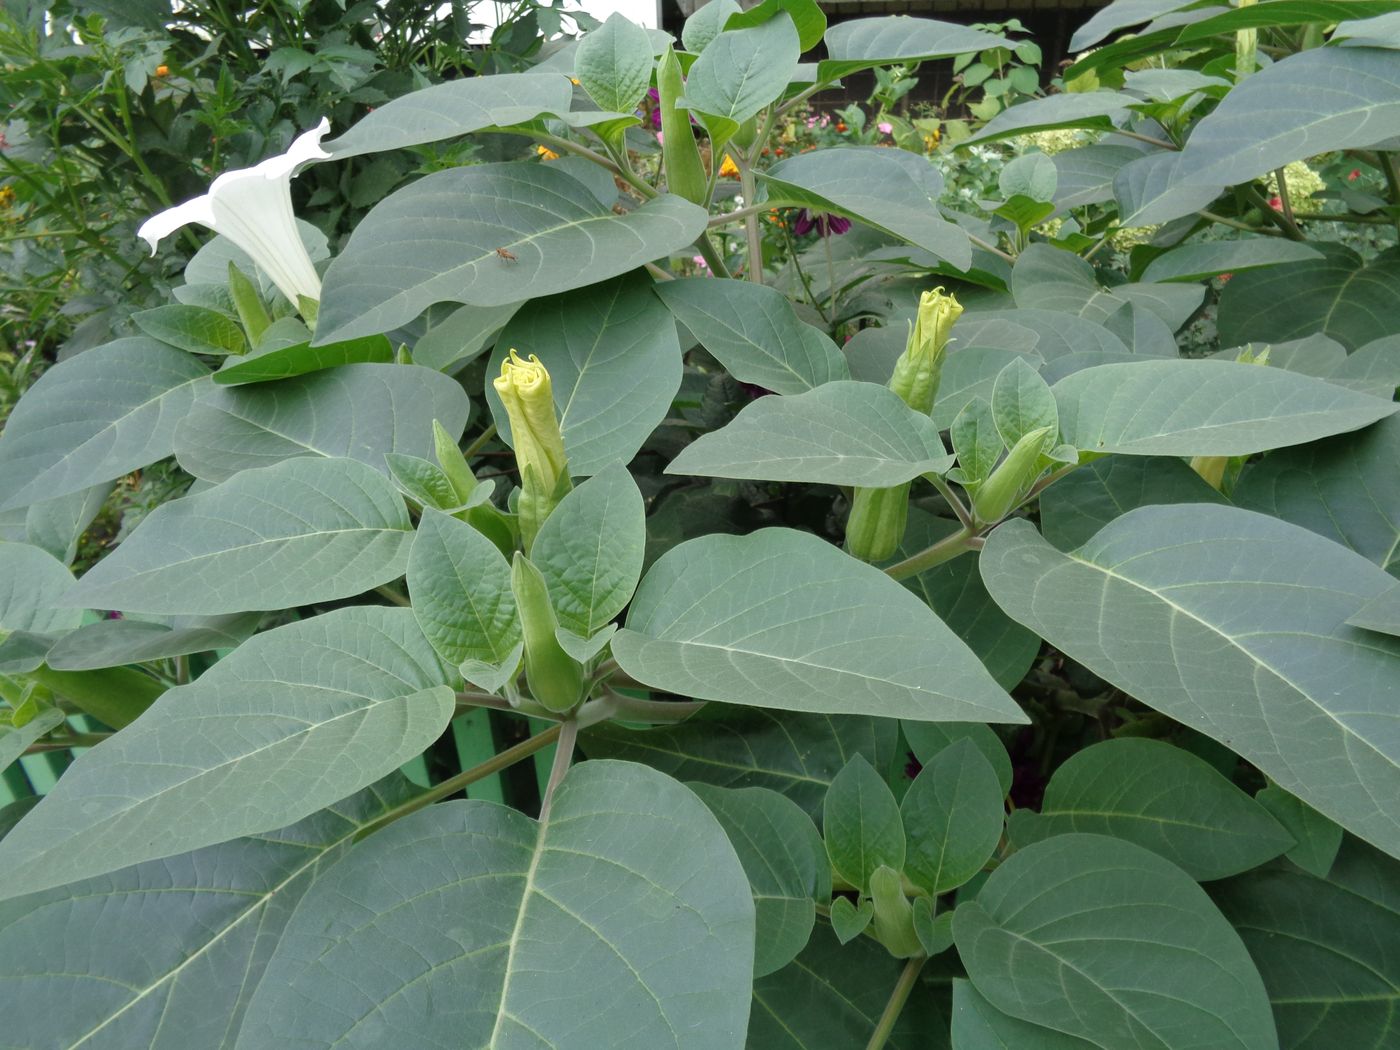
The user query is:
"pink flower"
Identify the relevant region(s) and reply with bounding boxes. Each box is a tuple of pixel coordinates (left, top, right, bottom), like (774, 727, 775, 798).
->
(877, 121, 893, 135)
(692, 255, 708, 269)
(1267, 195, 1282, 210)
(656, 131, 664, 146)
(1349, 169, 1362, 181)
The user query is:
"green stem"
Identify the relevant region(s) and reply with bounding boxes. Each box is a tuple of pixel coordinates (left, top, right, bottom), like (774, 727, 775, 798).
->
(738, 157, 763, 283)
(462, 423, 498, 463)
(601, 690, 708, 724)
(1109, 128, 1177, 151)
(1245, 186, 1306, 241)
(1197, 209, 1278, 235)
(927, 474, 974, 529)
(693, 231, 734, 278)
(1273, 167, 1297, 229)
(707, 202, 771, 228)
(537, 717, 579, 822)
(24, 732, 112, 754)
(883, 525, 977, 581)
(865, 955, 927, 1050)
(965, 231, 1016, 264)
(359, 722, 563, 838)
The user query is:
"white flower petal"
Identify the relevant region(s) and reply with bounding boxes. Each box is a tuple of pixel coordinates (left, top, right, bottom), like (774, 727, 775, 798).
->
(136, 197, 216, 255)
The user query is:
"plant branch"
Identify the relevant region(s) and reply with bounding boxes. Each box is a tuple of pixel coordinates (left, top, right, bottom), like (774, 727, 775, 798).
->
(1197, 209, 1278, 235)
(1244, 186, 1305, 240)
(865, 955, 927, 1050)
(462, 423, 497, 462)
(359, 722, 563, 838)
(883, 525, 978, 581)
(24, 732, 112, 754)
(537, 716, 579, 822)
(926, 473, 974, 529)
(1110, 128, 1178, 150)
(736, 154, 764, 283)
(692, 231, 734, 278)
(1273, 166, 1297, 228)
(707, 202, 771, 228)
(965, 231, 1016, 263)
(601, 689, 708, 723)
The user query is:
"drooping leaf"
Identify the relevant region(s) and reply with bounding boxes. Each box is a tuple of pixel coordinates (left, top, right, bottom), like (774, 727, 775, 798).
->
(0, 607, 454, 899)
(65, 457, 413, 616)
(0, 338, 209, 512)
(1070, 0, 1196, 50)
(176, 363, 472, 482)
(668, 382, 952, 486)
(613, 528, 1026, 723)
(1233, 414, 1400, 576)
(315, 164, 707, 344)
(1009, 738, 1293, 880)
(1179, 46, 1400, 187)
(980, 505, 1400, 859)
(0, 774, 417, 1050)
(818, 16, 1008, 81)
(1209, 836, 1400, 1050)
(582, 707, 899, 819)
(44, 614, 261, 671)
(530, 462, 645, 637)
(322, 71, 575, 159)
(1052, 359, 1397, 456)
(235, 761, 754, 1050)
(691, 783, 825, 977)
(1039, 454, 1228, 551)
(407, 508, 520, 671)
(681, 14, 800, 143)
(485, 272, 682, 476)
(955, 833, 1278, 1049)
(901, 739, 1004, 894)
(1217, 243, 1400, 352)
(655, 278, 848, 395)
(760, 148, 972, 268)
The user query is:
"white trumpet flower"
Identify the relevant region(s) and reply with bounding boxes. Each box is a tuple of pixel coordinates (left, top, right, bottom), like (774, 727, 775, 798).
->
(138, 118, 332, 308)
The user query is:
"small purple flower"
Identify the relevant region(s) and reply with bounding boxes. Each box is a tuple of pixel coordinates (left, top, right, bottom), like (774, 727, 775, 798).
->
(792, 209, 851, 236)
(645, 86, 662, 129)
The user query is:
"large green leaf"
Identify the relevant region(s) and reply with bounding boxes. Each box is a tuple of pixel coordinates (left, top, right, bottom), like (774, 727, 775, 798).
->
(1234, 414, 1400, 576)
(582, 708, 898, 819)
(1113, 148, 1225, 226)
(0, 337, 209, 512)
(175, 363, 471, 482)
(1010, 244, 1204, 331)
(901, 738, 1004, 894)
(980, 505, 1400, 859)
(407, 508, 520, 670)
(681, 14, 800, 142)
(655, 278, 847, 395)
(133, 303, 246, 356)
(1351, 582, 1400, 636)
(0, 774, 416, 1050)
(65, 457, 413, 616)
(682, 0, 740, 53)
(1217, 244, 1400, 352)
(20, 482, 111, 565)
(0, 607, 454, 899)
(0, 542, 81, 634)
(963, 93, 1133, 146)
(235, 761, 754, 1050)
(316, 164, 707, 344)
(955, 833, 1277, 1049)
(951, 980, 1098, 1050)
(614, 528, 1026, 723)
(692, 783, 825, 977)
(750, 924, 953, 1050)
(1180, 47, 1400, 186)
(574, 13, 654, 116)
(1177, 0, 1400, 39)
(1053, 359, 1397, 456)
(213, 333, 394, 386)
(760, 148, 972, 268)
(724, 0, 827, 51)
(1070, 0, 1196, 50)
(1211, 836, 1400, 1049)
(44, 613, 261, 671)
(322, 71, 575, 159)
(1039, 454, 1228, 551)
(667, 381, 952, 486)
(486, 272, 682, 475)
(819, 16, 1008, 81)
(530, 462, 645, 637)
(1008, 738, 1293, 880)
(1141, 238, 1323, 283)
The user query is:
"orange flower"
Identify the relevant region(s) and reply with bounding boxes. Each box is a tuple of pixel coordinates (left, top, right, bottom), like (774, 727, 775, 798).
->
(718, 154, 740, 178)
(155, 64, 169, 77)
(536, 144, 560, 161)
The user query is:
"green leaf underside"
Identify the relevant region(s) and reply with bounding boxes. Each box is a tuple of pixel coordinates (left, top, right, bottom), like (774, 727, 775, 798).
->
(655, 278, 847, 395)
(667, 381, 952, 487)
(176, 363, 472, 482)
(0, 774, 417, 1050)
(0, 337, 209, 513)
(64, 457, 413, 616)
(614, 528, 1026, 723)
(955, 833, 1278, 1050)
(234, 761, 755, 1050)
(44, 613, 262, 671)
(690, 783, 824, 978)
(582, 708, 898, 819)
(487, 272, 683, 476)
(818, 16, 1009, 80)
(322, 71, 575, 159)
(980, 505, 1400, 860)
(0, 541, 82, 635)
(1009, 738, 1293, 880)
(1209, 837, 1400, 1050)
(0, 607, 454, 900)
(759, 147, 972, 269)
(315, 164, 708, 344)
(408, 508, 521, 669)
(1053, 359, 1397, 456)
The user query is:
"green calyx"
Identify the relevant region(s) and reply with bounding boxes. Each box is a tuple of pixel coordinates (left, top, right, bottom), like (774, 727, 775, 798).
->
(972, 424, 1055, 525)
(658, 46, 707, 206)
(845, 481, 912, 564)
(869, 865, 923, 959)
(510, 552, 585, 713)
(888, 287, 963, 415)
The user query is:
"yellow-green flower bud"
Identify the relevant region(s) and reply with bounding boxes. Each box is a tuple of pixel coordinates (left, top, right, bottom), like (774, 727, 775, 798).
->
(494, 350, 571, 550)
(869, 866, 923, 959)
(658, 45, 707, 206)
(972, 424, 1054, 525)
(888, 288, 963, 415)
(511, 552, 584, 713)
(845, 481, 911, 564)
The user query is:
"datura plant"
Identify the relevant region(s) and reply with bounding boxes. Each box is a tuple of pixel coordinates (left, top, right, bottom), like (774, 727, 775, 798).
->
(2, 2, 1400, 1047)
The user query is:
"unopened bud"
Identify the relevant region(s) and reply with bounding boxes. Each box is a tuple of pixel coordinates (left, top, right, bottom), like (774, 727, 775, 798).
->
(494, 350, 571, 550)
(889, 288, 963, 414)
(972, 424, 1054, 525)
(845, 481, 911, 564)
(869, 866, 923, 959)
(510, 553, 584, 713)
